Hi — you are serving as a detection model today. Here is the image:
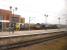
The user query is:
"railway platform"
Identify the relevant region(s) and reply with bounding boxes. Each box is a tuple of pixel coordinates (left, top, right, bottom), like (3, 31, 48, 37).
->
(0, 28, 67, 50)
(0, 28, 67, 38)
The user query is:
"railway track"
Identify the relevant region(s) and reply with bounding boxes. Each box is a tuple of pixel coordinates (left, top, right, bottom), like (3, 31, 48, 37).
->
(0, 32, 67, 50)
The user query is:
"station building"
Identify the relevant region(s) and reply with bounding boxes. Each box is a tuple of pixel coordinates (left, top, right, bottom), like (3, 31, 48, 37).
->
(0, 9, 25, 31)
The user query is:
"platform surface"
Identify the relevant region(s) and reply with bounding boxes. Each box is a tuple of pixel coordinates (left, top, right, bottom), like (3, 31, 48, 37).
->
(0, 28, 67, 38)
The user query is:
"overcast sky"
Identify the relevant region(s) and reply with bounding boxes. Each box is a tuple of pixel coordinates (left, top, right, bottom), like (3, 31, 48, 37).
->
(0, 0, 67, 24)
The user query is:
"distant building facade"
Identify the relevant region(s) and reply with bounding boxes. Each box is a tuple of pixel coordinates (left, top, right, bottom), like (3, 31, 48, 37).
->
(0, 9, 25, 31)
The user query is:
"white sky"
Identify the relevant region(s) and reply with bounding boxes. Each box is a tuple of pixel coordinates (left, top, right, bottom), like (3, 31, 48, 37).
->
(0, 0, 67, 24)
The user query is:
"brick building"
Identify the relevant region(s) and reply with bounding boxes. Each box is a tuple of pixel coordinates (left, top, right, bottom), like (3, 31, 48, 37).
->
(0, 9, 25, 31)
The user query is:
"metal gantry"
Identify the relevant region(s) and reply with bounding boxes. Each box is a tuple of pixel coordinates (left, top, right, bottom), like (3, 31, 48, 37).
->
(29, 17, 35, 31)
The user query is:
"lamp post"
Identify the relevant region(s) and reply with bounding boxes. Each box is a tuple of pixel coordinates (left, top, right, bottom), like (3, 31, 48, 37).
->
(65, 20, 67, 28)
(58, 17, 60, 28)
(10, 6, 18, 21)
(29, 17, 31, 31)
(9, 6, 18, 33)
(44, 14, 48, 27)
(10, 6, 18, 19)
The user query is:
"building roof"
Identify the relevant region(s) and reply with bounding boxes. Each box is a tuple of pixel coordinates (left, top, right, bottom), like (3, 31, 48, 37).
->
(0, 9, 11, 14)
